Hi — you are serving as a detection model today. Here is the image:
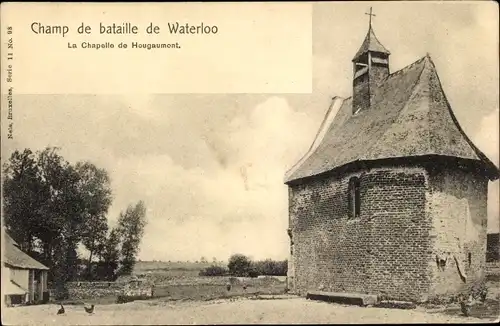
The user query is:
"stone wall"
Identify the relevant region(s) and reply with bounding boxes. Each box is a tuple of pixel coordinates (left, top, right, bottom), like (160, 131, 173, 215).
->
(124, 280, 154, 297)
(288, 166, 432, 302)
(66, 282, 125, 301)
(427, 167, 488, 298)
(66, 280, 153, 301)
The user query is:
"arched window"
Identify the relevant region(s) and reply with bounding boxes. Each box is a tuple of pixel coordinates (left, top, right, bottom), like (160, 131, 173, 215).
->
(348, 177, 361, 218)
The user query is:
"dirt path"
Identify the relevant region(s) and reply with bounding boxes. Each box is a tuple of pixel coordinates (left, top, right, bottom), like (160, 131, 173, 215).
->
(2, 298, 488, 325)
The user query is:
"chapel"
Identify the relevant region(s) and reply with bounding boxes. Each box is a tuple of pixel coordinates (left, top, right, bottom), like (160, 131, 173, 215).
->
(284, 12, 499, 302)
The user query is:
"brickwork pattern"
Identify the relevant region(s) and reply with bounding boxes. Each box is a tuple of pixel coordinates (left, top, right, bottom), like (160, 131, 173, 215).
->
(288, 164, 489, 302)
(288, 167, 432, 302)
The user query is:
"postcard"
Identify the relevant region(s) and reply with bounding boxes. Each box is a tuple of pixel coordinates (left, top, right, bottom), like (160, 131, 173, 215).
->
(1, 2, 498, 325)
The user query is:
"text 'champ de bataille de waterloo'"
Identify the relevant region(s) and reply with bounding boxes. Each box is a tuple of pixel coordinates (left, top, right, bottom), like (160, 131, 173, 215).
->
(30, 22, 220, 37)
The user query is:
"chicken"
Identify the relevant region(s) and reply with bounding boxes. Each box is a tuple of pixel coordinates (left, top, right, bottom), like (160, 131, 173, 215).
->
(84, 304, 95, 314)
(478, 287, 488, 303)
(57, 304, 65, 315)
(460, 294, 472, 317)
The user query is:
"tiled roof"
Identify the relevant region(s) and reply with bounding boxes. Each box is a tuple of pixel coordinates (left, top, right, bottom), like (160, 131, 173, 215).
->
(352, 26, 390, 61)
(285, 55, 499, 184)
(2, 231, 49, 270)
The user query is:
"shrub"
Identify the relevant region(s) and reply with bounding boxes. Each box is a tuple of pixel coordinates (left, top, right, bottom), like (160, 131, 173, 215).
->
(225, 255, 288, 277)
(470, 280, 488, 302)
(228, 254, 252, 277)
(199, 265, 228, 277)
(248, 267, 259, 278)
(252, 259, 288, 276)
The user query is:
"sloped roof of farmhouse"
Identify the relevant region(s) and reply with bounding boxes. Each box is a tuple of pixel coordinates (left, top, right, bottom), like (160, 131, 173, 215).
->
(352, 25, 390, 61)
(2, 231, 49, 270)
(285, 55, 499, 184)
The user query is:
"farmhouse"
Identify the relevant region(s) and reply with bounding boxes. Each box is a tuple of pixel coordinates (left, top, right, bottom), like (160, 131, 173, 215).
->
(284, 17, 499, 302)
(2, 230, 49, 306)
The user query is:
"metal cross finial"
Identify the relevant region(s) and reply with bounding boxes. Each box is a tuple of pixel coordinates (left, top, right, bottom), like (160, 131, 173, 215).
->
(365, 7, 376, 27)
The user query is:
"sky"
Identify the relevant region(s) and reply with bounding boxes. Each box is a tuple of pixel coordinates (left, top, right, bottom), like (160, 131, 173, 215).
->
(2, 2, 499, 262)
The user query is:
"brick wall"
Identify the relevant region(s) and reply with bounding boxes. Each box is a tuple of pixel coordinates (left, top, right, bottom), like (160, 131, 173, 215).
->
(288, 166, 432, 302)
(427, 167, 488, 298)
(288, 163, 490, 302)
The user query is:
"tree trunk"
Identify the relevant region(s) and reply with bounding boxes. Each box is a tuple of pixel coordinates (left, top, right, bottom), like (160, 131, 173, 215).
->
(87, 250, 94, 280)
(24, 233, 33, 253)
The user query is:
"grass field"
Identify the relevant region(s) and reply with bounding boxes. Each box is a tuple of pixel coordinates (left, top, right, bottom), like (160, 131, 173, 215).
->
(133, 260, 225, 274)
(77, 260, 288, 305)
(130, 260, 227, 281)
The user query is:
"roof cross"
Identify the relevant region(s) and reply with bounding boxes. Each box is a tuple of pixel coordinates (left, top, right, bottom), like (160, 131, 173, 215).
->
(365, 7, 376, 27)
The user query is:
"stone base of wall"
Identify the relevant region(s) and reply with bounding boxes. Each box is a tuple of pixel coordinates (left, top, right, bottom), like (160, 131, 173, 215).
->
(66, 281, 153, 302)
(306, 291, 378, 306)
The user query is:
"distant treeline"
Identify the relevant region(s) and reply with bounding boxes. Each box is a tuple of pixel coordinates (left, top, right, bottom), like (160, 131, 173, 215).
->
(199, 254, 287, 277)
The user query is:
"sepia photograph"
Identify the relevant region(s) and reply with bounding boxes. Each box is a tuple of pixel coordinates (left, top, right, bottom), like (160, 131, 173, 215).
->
(1, 1, 499, 325)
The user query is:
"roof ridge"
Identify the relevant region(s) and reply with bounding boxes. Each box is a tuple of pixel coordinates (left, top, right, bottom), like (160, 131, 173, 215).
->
(386, 55, 428, 80)
(420, 57, 433, 154)
(347, 56, 429, 95)
(332, 57, 428, 100)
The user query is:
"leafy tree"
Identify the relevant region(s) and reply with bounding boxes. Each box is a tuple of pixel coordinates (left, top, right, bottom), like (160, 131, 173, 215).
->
(2, 149, 50, 253)
(3, 147, 83, 290)
(37, 148, 87, 291)
(3, 146, 151, 287)
(96, 228, 121, 280)
(116, 201, 147, 275)
(75, 162, 113, 279)
(227, 254, 252, 277)
(2, 147, 118, 287)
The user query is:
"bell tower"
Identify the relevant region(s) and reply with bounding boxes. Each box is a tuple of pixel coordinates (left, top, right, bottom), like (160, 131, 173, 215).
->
(352, 8, 390, 114)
